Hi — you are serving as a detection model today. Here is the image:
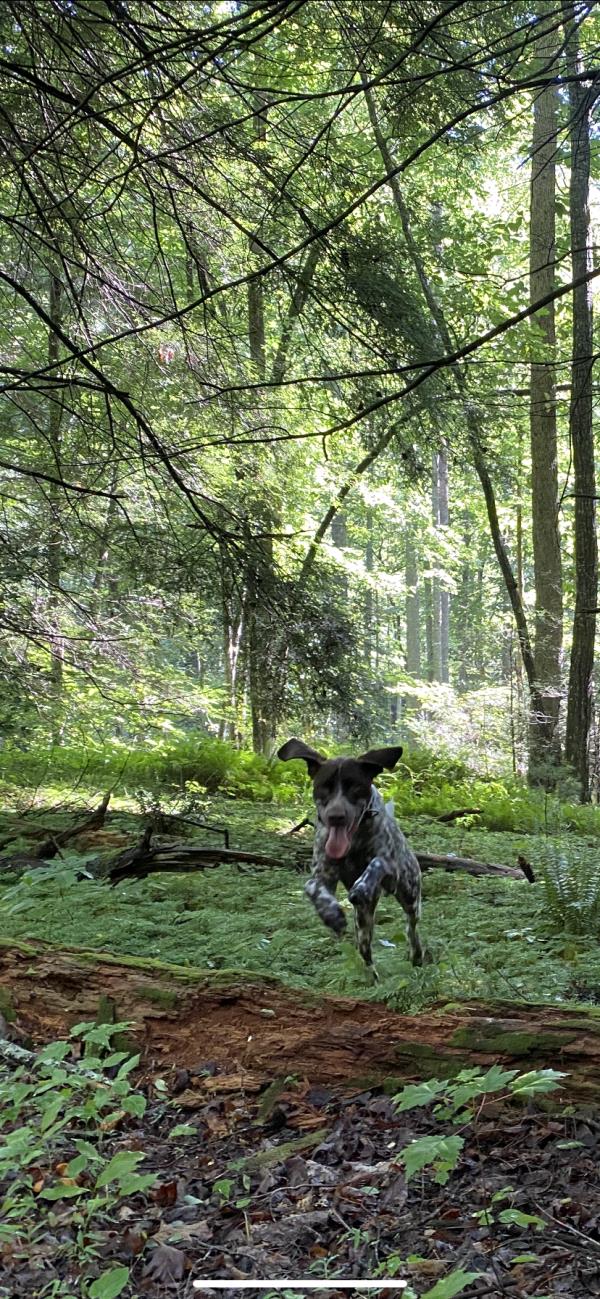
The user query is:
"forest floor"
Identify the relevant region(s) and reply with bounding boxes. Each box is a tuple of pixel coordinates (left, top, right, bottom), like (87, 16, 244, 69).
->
(3, 1049, 600, 1298)
(1, 793, 600, 1012)
(3, 793, 600, 1296)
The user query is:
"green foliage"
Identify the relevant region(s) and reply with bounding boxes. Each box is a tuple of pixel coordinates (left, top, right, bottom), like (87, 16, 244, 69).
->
(389, 753, 600, 837)
(374, 1259, 481, 1299)
(401, 1133, 465, 1185)
(0, 1021, 155, 1295)
(538, 844, 600, 935)
(395, 1066, 565, 1205)
(0, 735, 307, 803)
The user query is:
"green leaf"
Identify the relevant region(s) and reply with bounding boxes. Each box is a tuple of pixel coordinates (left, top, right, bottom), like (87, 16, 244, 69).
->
(115, 1054, 140, 1079)
(88, 1266, 130, 1299)
(422, 1271, 481, 1299)
(401, 1134, 464, 1184)
(67, 1154, 89, 1177)
(498, 1208, 546, 1230)
(115, 1172, 156, 1196)
(95, 1150, 145, 1189)
(169, 1123, 196, 1139)
(40, 1097, 64, 1133)
(394, 1079, 448, 1111)
(509, 1069, 567, 1096)
(39, 1184, 86, 1200)
(120, 1092, 146, 1117)
(73, 1139, 103, 1162)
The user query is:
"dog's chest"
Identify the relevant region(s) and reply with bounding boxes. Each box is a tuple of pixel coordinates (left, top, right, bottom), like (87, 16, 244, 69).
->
(315, 809, 403, 888)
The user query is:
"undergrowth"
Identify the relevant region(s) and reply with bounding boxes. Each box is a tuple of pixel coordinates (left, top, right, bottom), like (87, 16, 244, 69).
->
(3, 738, 600, 842)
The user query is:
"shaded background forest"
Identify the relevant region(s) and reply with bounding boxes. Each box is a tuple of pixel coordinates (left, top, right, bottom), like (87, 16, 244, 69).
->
(2, 0, 600, 797)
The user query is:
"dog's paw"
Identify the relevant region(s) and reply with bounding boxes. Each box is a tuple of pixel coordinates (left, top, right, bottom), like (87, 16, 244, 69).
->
(348, 881, 373, 908)
(365, 963, 379, 985)
(410, 945, 432, 967)
(324, 904, 347, 935)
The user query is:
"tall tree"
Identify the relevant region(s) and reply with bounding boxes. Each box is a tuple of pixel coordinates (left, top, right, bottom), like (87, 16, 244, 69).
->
(563, 2, 598, 798)
(528, 8, 563, 776)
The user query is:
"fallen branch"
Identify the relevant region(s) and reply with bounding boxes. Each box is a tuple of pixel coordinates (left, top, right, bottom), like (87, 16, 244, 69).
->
(103, 840, 295, 885)
(417, 852, 535, 883)
(0, 792, 111, 870)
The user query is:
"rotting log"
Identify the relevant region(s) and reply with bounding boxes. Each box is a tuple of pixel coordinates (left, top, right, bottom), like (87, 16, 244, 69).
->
(0, 938, 598, 1100)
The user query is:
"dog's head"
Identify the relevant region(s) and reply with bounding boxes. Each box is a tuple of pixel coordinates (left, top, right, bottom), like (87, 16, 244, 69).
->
(277, 738, 403, 860)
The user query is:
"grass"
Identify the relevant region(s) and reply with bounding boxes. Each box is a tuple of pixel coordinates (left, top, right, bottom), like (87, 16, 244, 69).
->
(3, 793, 600, 1013)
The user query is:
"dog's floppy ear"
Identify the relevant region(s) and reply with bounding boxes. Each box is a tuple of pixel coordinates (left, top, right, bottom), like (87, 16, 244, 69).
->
(277, 738, 325, 776)
(357, 745, 403, 776)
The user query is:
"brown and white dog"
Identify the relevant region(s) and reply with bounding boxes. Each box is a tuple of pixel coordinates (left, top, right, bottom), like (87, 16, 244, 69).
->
(277, 739, 423, 973)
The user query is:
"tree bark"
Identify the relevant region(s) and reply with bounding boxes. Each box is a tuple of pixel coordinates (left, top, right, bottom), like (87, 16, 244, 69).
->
(563, 3, 598, 800)
(2, 939, 600, 1101)
(438, 448, 450, 684)
(405, 532, 421, 678)
(47, 268, 65, 745)
(431, 453, 443, 682)
(529, 8, 563, 778)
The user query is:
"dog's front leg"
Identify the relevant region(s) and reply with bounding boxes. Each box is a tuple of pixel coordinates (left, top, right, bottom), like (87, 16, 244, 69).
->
(348, 855, 394, 911)
(304, 860, 346, 935)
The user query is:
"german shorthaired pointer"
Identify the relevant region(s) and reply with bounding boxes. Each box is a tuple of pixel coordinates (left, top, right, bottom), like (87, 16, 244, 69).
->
(277, 739, 423, 973)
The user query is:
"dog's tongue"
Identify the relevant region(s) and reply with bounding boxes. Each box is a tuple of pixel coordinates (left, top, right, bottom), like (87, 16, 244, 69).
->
(326, 825, 351, 859)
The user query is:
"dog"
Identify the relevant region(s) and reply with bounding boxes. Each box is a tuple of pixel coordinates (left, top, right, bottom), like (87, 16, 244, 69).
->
(277, 739, 423, 973)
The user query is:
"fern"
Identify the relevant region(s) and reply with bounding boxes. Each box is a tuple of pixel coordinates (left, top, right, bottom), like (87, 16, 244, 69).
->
(538, 842, 600, 935)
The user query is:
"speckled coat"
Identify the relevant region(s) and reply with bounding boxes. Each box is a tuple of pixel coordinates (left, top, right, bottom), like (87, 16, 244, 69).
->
(307, 788, 423, 970)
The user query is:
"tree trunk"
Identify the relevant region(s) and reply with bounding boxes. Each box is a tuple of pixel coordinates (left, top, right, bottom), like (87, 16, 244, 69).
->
(405, 533, 421, 678)
(3, 938, 600, 1101)
(364, 508, 374, 668)
(47, 268, 65, 745)
(563, 4, 598, 800)
(529, 8, 563, 779)
(431, 453, 443, 682)
(437, 447, 450, 683)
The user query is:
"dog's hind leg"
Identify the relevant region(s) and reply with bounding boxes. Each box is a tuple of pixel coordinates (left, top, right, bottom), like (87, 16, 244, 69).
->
(348, 857, 395, 975)
(352, 898, 377, 976)
(394, 880, 424, 967)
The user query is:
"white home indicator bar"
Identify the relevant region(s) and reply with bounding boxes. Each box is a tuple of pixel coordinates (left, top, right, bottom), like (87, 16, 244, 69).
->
(193, 1283, 408, 1291)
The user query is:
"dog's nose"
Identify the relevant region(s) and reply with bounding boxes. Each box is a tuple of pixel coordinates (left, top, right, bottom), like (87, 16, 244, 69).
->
(327, 813, 347, 827)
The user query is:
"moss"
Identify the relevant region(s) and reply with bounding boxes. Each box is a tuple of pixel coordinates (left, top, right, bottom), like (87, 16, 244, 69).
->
(450, 1024, 578, 1055)
(0, 986, 16, 1022)
(139, 986, 179, 1009)
(392, 1041, 472, 1075)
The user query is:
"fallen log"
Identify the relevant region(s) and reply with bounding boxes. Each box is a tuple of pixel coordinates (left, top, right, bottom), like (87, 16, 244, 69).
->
(100, 838, 534, 885)
(0, 938, 598, 1101)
